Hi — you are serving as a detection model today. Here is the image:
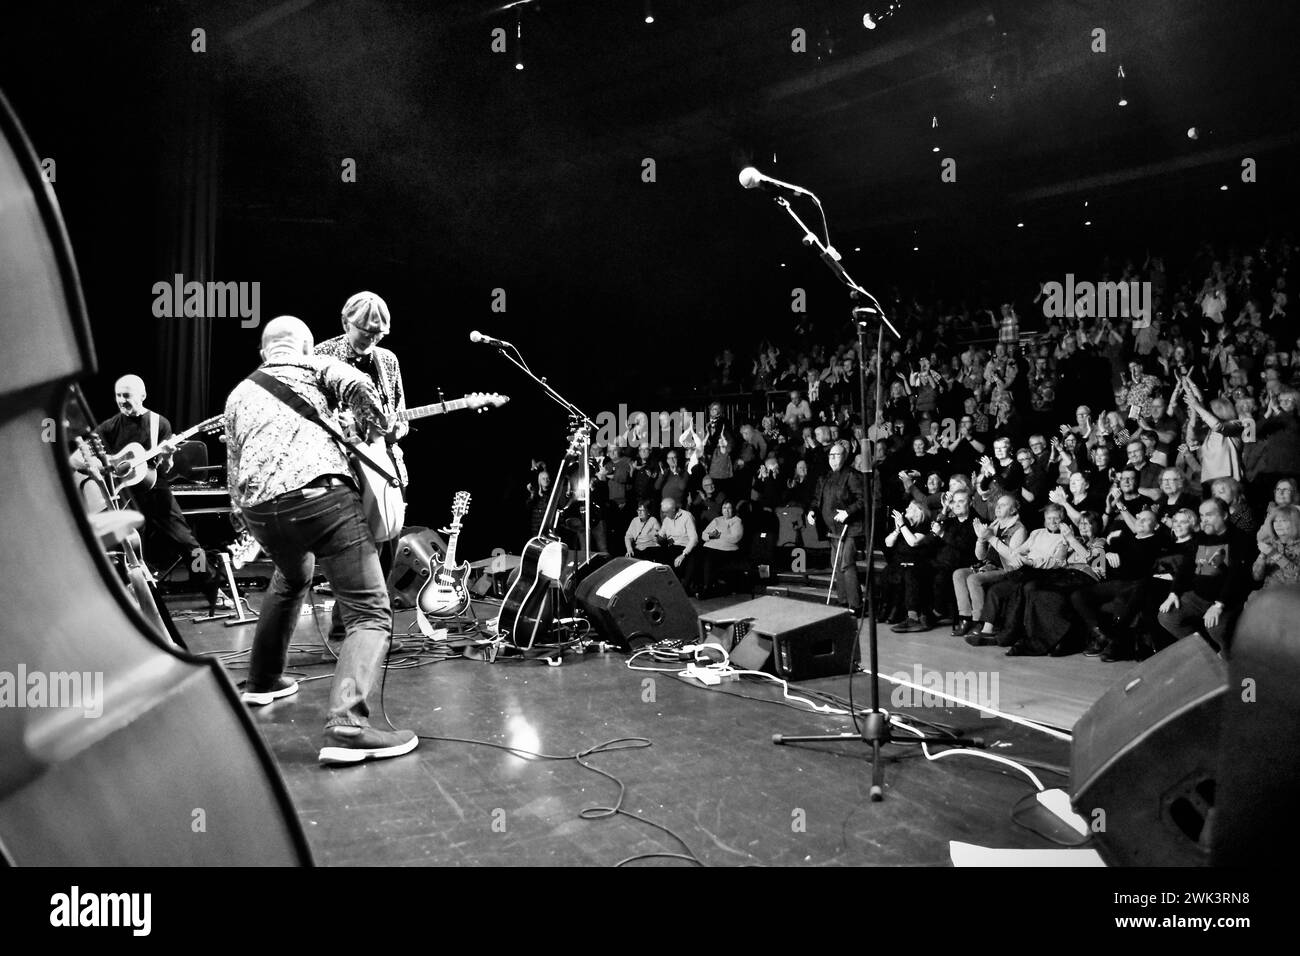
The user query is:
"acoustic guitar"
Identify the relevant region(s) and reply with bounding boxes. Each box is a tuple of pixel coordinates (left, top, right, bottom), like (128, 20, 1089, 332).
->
(417, 491, 472, 619)
(499, 427, 586, 648)
(107, 414, 224, 491)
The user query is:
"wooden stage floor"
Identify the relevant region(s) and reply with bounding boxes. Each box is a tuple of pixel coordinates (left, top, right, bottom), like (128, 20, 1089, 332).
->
(171, 589, 1116, 866)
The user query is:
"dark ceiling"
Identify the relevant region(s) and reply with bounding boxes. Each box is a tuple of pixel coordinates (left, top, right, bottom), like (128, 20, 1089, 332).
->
(4, 0, 1299, 379)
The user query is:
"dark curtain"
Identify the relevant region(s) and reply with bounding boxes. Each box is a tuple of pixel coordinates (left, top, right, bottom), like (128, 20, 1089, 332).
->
(155, 58, 217, 425)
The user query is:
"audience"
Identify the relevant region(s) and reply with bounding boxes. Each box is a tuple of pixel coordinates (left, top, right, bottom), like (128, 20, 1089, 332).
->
(518, 232, 1299, 657)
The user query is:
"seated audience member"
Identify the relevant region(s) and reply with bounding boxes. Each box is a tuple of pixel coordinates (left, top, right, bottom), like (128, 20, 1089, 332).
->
(1049, 471, 1106, 529)
(884, 500, 935, 632)
(994, 511, 1108, 656)
(929, 488, 978, 626)
(648, 497, 698, 581)
(693, 501, 747, 596)
(1072, 510, 1167, 661)
(1249, 504, 1300, 602)
(951, 494, 1027, 637)
(784, 389, 813, 426)
(1157, 498, 1257, 651)
(966, 504, 1071, 646)
(1257, 477, 1299, 546)
(1123, 437, 1164, 499)
(1104, 467, 1150, 534)
(1151, 467, 1202, 527)
(691, 475, 728, 529)
(1210, 476, 1260, 537)
(624, 500, 661, 560)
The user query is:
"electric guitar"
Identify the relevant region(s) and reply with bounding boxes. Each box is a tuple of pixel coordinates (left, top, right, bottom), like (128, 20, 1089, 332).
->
(343, 392, 508, 542)
(229, 529, 262, 568)
(499, 427, 586, 647)
(418, 491, 472, 618)
(108, 414, 224, 491)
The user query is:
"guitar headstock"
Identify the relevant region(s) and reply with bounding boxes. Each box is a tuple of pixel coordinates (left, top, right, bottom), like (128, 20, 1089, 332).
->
(451, 490, 471, 519)
(465, 392, 509, 412)
(193, 415, 225, 438)
(86, 433, 110, 468)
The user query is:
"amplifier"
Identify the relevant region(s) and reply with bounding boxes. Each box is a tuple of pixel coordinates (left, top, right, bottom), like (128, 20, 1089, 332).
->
(698, 596, 856, 680)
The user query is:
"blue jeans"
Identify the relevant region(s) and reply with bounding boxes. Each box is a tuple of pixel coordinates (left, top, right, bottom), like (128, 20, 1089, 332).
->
(241, 484, 392, 728)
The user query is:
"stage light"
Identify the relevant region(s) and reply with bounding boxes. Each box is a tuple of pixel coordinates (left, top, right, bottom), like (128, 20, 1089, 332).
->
(913, 245, 919, 251)
(931, 145, 940, 152)
(1118, 97, 1128, 107)
(1017, 222, 1024, 228)
(1220, 184, 1229, 191)
(645, 15, 654, 23)
(1084, 220, 1092, 226)
(644, 0, 654, 23)
(780, 262, 787, 268)
(854, 246, 861, 252)
(1188, 126, 1199, 140)
(863, 14, 877, 29)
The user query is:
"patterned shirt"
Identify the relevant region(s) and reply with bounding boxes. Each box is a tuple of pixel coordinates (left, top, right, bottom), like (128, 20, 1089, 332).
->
(314, 335, 408, 440)
(224, 356, 388, 508)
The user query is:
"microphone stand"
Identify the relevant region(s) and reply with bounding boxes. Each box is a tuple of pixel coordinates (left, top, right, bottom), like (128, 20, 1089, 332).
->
(762, 190, 980, 801)
(492, 341, 596, 565)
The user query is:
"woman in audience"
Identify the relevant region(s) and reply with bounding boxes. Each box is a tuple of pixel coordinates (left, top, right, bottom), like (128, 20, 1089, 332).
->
(693, 501, 746, 597)
(1249, 504, 1300, 601)
(624, 500, 661, 561)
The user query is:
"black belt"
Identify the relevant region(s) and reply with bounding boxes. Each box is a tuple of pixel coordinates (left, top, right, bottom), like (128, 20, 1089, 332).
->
(279, 475, 350, 500)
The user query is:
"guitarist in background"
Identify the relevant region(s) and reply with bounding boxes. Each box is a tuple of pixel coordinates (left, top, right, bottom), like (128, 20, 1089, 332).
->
(225, 315, 418, 765)
(73, 374, 220, 610)
(314, 291, 408, 642)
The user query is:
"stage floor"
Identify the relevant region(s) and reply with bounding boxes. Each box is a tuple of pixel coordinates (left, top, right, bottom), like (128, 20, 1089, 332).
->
(172, 590, 1097, 866)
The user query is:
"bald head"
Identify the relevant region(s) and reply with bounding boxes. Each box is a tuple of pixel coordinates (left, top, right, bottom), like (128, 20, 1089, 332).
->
(114, 375, 147, 416)
(260, 315, 313, 359)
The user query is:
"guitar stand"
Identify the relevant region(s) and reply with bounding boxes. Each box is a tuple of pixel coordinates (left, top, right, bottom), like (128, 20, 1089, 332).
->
(217, 551, 259, 627)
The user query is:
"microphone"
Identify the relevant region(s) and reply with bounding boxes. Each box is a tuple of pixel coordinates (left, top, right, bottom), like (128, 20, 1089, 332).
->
(469, 330, 510, 348)
(738, 166, 811, 197)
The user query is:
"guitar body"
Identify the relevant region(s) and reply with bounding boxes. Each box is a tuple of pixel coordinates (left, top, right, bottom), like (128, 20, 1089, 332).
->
(499, 535, 569, 648)
(418, 559, 472, 617)
(109, 442, 157, 491)
(352, 437, 406, 542)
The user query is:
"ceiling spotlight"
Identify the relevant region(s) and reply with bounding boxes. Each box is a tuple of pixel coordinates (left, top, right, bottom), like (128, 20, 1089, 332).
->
(1084, 220, 1092, 226)
(1220, 184, 1229, 191)
(863, 14, 877, 29)
(780, 263, 787, 268)
(1188, 126, 1199, 140)
(913, 245, 919, 251)
(644, 1, 654, 23)
(1118, 97, 1128, 107)
(645, 15, 654, 24)
(515, 61, 524, 70)
(932, 145, 940, 152)
(854, 246, 862, 252)
(1016, 222, 1024, 228)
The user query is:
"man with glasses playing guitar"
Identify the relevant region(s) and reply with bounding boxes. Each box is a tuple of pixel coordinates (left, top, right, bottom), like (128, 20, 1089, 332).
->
(315, 292, 408, 642)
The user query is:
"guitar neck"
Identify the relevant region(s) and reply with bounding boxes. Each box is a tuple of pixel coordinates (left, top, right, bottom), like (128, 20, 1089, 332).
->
(399, 398, 479, 422)
(443, 530, 460, 567)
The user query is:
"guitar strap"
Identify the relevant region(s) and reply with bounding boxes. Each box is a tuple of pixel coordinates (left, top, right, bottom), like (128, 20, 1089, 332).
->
(148, 412, 159, 453)
(246, 370, 400, 488)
